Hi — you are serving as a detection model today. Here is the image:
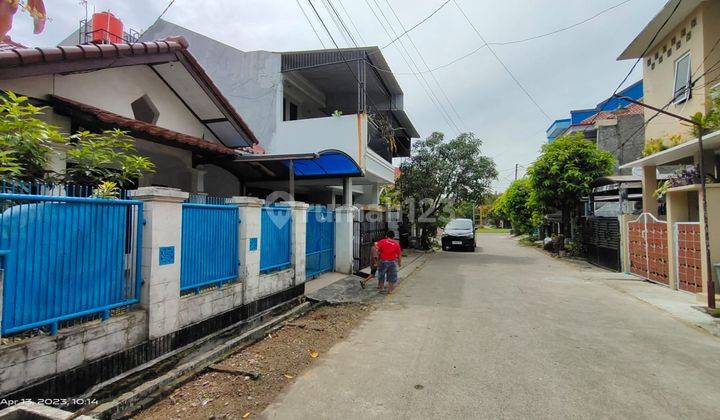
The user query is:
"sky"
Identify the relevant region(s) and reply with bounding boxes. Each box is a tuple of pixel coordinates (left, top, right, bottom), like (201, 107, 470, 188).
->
(7, 0, 665, 191)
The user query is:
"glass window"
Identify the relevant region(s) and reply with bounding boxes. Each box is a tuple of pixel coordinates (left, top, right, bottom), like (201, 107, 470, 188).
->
(673, 52, 691, 104)
(446, 219, 473, 230)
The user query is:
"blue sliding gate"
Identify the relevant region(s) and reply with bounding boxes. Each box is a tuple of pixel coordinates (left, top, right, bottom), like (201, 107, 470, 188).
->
(306, 206, 334, 277)
(0, 190, 143, 336)
(260, 206, 292, 274)
(180, 203, 239, 292)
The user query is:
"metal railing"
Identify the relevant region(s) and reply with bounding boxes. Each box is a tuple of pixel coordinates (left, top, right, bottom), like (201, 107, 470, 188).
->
(260, 206, 292, 274)
(306, 206, 334, 277)
(180, 202, 239, 293)
(0, 182, 142, 336)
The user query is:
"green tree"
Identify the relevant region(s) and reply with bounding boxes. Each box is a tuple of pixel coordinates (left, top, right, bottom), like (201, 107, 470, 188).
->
(396, 132, 497, 249)
(65, 129, 155, 188)
(0, 91, 155, 194)
(492, 178, 542, 235)
(527, 133, 615, 238)
(0, 91, 64, 181)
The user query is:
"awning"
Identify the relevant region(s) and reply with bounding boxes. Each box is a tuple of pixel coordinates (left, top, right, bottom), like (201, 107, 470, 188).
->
(231, 149, 362, 181)
(619, 129, 720, 169)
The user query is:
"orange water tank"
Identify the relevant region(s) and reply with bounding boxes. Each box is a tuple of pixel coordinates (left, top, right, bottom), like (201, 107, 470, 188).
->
(92, 12, 123, 43)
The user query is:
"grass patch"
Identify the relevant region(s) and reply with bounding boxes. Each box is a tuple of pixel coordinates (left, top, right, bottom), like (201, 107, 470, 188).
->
(476, 227, 511, 234)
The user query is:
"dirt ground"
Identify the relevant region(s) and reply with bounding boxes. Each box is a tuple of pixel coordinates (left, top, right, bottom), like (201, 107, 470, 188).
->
(136, 303, 372, 419)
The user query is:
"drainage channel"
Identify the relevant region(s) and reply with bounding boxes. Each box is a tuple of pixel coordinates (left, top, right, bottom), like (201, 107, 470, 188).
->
(84, 299, 318, 419)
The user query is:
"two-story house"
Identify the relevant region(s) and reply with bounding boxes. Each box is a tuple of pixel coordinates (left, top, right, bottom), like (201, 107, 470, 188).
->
(139, 19, 418, 206)
(546, 81, 645, 174)
(617, 0, 720, 300)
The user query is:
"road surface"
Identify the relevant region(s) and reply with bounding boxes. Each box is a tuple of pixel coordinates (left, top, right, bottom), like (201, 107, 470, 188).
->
(264, 234, 720, 419)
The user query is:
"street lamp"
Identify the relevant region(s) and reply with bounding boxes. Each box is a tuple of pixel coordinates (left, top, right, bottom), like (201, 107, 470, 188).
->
(614, 95, 715, 309)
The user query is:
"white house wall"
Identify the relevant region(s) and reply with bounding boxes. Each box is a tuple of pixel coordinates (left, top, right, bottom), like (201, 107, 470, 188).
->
(273, 113, 366, 164)
(0, 67, 219, 143)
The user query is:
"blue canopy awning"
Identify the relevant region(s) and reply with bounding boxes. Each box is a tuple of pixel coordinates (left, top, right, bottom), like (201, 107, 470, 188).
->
(233, 149, 362, 181)
(288, 150, 362, 177)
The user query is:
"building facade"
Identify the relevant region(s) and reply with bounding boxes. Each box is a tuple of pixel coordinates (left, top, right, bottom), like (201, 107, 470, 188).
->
(139, 19, 418, 206)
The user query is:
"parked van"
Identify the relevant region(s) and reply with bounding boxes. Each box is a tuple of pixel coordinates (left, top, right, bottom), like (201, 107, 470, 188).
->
(441, 218, 476, 251)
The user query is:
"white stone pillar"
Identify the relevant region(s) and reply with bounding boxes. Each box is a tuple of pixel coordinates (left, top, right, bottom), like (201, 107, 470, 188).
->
(283, 201, 309, 285)
(131, 187, 188, 340)
(343, 178, 353, 206)
(642, 166, 658, 216)
(228, 196, 263, 303)
(191, 165, 207, 194)
(335, 205, 356, 274)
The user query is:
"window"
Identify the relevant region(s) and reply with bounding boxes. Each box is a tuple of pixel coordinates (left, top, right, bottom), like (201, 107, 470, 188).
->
(131, 94, 159, 124)
(673, 52, 691, 104)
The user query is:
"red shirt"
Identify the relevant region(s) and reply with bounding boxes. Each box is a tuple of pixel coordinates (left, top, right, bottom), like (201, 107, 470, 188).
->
(376, 238, 401, 261)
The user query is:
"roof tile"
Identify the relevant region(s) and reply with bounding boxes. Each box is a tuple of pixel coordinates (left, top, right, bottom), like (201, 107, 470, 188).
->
(51, 95, 239, 157)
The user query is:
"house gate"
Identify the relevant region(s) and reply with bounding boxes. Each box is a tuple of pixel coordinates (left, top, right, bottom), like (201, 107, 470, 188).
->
(306, 206, 335, 278)
(627, 213, 669, 285)
(353, 209, 387, 272)
(583, 216, 621, 271)
(673, 222, 703, 293)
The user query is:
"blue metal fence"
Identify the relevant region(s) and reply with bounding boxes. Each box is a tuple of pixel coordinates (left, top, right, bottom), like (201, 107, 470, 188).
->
(180, 203, 239, 292)
(260, 206, 292, 274)
(306, 206, 334, 277)
(0, 187, 142, 336)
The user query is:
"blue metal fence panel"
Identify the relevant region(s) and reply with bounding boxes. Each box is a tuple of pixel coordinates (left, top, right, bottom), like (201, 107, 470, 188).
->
(306, 206, 334, 277)
(0, 193, 143, 336)
(180, 203, 239, 292)
(260, 206, 292, 274)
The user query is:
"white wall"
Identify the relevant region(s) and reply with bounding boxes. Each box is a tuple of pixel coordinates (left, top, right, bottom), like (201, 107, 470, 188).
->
(141, 20, 283, 148)
(0, 67, 219, 144)
(272, 113, 366, 166)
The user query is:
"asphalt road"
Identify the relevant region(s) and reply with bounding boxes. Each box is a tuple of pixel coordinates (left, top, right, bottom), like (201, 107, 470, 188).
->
(264, 234, 720, 419)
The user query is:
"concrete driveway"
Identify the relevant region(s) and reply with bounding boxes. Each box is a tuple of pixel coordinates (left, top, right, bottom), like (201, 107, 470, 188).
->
(264, 234, 720, 419)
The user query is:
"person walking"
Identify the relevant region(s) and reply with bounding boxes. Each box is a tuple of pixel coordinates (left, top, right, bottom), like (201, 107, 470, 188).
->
(376, 230, 402, 294)
(359, 242, 379, 289)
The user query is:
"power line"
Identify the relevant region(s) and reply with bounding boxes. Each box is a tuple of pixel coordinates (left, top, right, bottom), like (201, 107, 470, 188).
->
(453, 0, 552, 121)
(305, 0, 374, 111)
(322, 0, 356, 47)
(336, 0, 368, 46)
(377, 0, 452, 51)
(364, 0, 462, 134)
(609, 18, 719, 157)
(140, 0, 176, 37)
(370, 0, 461, 133)
(289, 0, 635, 77)
(382, 0, 467, 131)
(598, 0, 682, 113)
(296, 0, 328, 48)
(367, 0, 633, 76)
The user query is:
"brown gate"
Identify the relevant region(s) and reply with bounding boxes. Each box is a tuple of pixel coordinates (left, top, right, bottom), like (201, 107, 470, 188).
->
(628, 213, 669, 285)
(674, 222, 703, 293)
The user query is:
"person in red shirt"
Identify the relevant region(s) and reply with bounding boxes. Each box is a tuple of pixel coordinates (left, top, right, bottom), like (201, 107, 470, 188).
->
(375, 230, 402, 294)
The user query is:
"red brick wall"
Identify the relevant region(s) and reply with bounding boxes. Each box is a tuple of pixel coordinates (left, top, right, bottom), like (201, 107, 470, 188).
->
(676, 223, 702, 293)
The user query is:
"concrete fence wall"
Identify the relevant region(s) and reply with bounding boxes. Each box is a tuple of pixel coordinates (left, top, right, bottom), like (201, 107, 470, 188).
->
(0, 187, 310, 395)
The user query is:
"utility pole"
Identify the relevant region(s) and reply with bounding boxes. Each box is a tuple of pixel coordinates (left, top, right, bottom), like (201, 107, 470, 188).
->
(615, 95, 715, 309)
(514, 163, 518, 180)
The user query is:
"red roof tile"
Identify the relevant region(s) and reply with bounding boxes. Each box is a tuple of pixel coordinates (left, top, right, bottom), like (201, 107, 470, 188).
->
(580, 103, 644, 125)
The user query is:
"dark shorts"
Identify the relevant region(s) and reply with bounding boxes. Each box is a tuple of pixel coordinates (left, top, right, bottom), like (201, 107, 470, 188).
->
(377, 260, 398, 284)
(371, 266, 377, 276)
